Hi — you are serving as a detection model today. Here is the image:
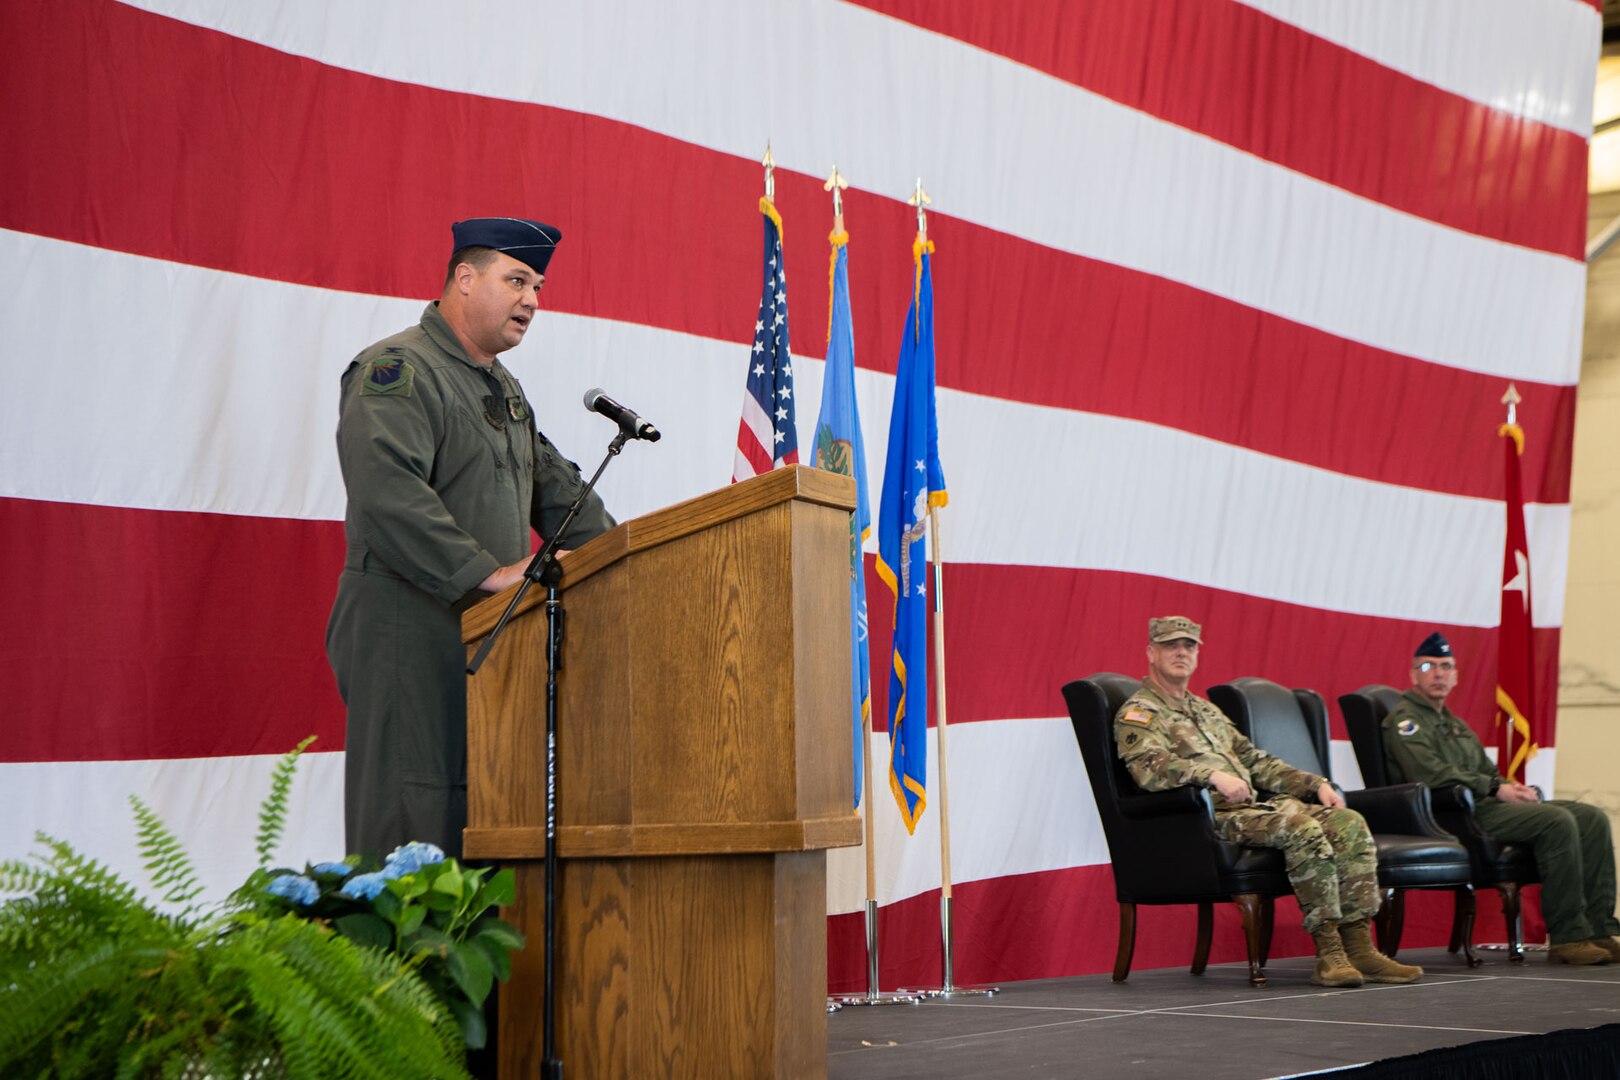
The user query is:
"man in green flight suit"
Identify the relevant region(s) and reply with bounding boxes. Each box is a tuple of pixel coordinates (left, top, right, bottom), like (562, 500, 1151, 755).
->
(1115, 616, 1421, 986)
(327, 217, 616, 863)
(1382, 631, 1620, 966)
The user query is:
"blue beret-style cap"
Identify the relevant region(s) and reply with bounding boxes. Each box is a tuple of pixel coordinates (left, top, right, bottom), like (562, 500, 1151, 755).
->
(1414, 631, 1452, 659)
(450, 217, 562, 276)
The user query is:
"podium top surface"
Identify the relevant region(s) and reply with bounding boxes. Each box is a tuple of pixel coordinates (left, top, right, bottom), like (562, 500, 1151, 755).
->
(463, 464, 855, 643)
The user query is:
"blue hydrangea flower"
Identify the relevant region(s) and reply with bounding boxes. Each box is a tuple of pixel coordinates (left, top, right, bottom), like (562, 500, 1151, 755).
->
(311, 861, 353, 878)
(265, 874, 320, 907)
(382, 842, 446, 879)
(338, 871, 389, 900)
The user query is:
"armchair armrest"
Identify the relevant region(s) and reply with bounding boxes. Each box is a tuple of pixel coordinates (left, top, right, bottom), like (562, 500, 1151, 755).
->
(1429, 783, 1476, 813)
(1343, 783, 1452, 838)
(1118, 786, 1214, 821)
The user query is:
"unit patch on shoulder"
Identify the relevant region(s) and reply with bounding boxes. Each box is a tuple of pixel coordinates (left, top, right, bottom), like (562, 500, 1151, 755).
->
(1395, 717, 1419, 737)
(361, 355, 415, 396)
(1119, 709, 1153, 727)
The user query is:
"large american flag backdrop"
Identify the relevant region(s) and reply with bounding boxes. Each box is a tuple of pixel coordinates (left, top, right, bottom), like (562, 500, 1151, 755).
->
(0, 0, 1597, 991)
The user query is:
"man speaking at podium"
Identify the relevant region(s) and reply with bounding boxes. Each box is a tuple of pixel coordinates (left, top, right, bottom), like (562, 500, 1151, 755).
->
(326, 217, 616, 862)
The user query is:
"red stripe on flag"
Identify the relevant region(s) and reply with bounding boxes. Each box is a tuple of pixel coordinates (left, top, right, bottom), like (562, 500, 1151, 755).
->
(852, 0, 1589, 260)
(0, 498, 346, 763)
(862, 559, 1562, 750)
(0, 0, 1576, 505)
(0, 499, 1560, 763)
(733, 418, 775, 479)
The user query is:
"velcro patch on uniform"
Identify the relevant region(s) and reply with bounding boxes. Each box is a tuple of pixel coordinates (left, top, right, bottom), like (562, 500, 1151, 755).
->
(361, 355, 415, 396)
(1119, 709, 1153, 727)
(1395, 718, 1419, 737)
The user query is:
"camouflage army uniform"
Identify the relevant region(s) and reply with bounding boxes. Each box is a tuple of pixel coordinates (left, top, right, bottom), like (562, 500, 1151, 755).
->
(326, 302, 615, 861)
(1384, 689, 1620, 945)
(1116, 678, 1379, 932)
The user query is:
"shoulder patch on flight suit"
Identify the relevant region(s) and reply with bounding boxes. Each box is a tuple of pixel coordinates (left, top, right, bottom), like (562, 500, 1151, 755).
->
(1119, 708, 1154, 727)
(1395, 717, 1419, 737)
(361, 354, 415, 396)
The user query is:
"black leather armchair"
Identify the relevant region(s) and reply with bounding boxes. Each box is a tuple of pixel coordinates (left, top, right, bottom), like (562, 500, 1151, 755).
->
(1340, 684, 1540, 963)
(1210, 677, 1478, 964)
(1061, 674, 1293, 987)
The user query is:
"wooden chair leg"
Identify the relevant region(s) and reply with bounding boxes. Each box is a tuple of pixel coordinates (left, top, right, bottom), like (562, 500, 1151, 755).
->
(1114, 902, 1137, 982)
(1452, 884, 1480, 967)
(1191, 902, 1214, 975)
(1375, 887, 1403, 956)
(1499, 883, 1525, 964)
(1259, 896, 1275, 968)
(1233, 893, 1267, 988)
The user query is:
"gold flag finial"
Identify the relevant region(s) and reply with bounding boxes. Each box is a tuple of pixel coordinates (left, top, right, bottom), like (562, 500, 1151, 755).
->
(1502, 382, 1521, 426)
(824, 165, 848, 231)
(907, 178, 932, 240)
(762, 143, 776, 204)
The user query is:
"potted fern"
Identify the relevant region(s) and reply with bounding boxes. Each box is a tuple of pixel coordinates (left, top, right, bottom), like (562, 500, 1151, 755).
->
(0, 739, 520, 1079)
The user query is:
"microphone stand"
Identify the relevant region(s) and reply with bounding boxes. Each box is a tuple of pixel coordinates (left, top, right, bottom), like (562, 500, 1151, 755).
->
(467, 427, 631, 1080)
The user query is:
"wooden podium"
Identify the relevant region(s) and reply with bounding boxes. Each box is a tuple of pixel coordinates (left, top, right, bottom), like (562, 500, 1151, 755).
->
(462, 465, 862, 1079)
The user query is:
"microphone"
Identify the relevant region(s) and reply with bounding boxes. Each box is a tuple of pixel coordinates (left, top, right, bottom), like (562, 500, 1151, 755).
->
(583, 387, 661, 442)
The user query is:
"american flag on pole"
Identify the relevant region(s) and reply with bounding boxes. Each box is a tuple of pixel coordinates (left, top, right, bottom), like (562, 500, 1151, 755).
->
(1, 0, 1594, 995)
(733, 198, 799, 481)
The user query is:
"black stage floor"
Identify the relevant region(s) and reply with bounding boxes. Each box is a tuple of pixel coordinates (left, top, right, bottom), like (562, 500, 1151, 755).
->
(827, 947, 1620, 1079)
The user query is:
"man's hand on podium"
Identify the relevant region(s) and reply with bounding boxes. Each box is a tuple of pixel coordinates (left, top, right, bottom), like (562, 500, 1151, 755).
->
(478, 550, 572, 593)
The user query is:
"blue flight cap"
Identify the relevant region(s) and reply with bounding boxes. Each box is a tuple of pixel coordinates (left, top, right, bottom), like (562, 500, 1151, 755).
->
(450, 217, 562, 276)
(1414, 631, 1452, 659)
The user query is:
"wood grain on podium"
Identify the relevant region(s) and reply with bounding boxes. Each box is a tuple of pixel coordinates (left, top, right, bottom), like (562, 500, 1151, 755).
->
(464, 465, 859, 1079)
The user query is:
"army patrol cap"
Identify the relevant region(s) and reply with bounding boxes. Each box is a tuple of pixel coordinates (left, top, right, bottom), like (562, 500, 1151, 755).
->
(451, 217, 563, 276)
(1414, 631, 1452, 659)
(1149, 616, 1202, 644)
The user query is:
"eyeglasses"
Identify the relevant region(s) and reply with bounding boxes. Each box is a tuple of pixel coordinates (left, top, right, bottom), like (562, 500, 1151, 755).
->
(1415, 661, 1455, 673)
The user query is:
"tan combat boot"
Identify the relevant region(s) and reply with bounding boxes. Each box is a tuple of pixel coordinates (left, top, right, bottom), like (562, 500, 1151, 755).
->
(1309, 922, 1363, 987)
(1339, 919, 1423, 984)
(1549, 940, 1610, 965)
(1588, 937, 1620, 963)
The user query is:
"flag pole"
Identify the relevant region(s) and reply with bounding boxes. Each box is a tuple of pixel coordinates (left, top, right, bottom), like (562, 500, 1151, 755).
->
(1499, 383, 1519, 781)
(898, 181, 995, 999)
(825, 164, 918, 1010)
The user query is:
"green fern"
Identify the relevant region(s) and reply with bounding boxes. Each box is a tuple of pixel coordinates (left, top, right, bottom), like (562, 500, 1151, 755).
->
(133, 797, 205, 912)
(256, 736, 316, 868)
(0, 738, 473, 1080)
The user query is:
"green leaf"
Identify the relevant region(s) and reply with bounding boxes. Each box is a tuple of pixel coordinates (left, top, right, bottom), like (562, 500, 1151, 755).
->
(446, 940, 495, 1006)
(447, 996, 488, 1049)
(418, 889, 457, 913)
(373, 889, 402, 921)
(480, 869, 516, 908)
(409, 925, 455, 954)
(397, 904, 427, 937)
(391, 874, 430, 900)
(432, 863, 464, 898)
(333, 912, 392, 951)
(470, 933, 513, 983)
(473, 919, 525, 952)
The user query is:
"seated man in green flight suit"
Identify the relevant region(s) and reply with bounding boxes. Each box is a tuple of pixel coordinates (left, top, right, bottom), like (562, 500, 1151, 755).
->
(1115, 616, 1421, 987)
(1382, 631, 1620, 966)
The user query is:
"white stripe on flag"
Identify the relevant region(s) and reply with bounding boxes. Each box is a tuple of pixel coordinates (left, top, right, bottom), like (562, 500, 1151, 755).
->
(124, 0, 1587, 383)
(0, 231, 1569, 628)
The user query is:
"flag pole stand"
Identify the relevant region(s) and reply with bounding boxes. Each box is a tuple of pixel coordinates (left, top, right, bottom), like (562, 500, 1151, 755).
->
(830, 702, 921, 1008)
(899, 506, 998, 1000)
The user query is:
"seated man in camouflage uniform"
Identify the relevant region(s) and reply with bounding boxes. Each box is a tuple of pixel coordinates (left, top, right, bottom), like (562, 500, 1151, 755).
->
(1383, 631, 1620, 966)
(1115, 616, 1421, 986)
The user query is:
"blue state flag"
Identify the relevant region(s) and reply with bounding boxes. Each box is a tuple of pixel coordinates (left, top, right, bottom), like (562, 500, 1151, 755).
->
(812, 233, 871, 809)
(876, 239, 946, 834)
